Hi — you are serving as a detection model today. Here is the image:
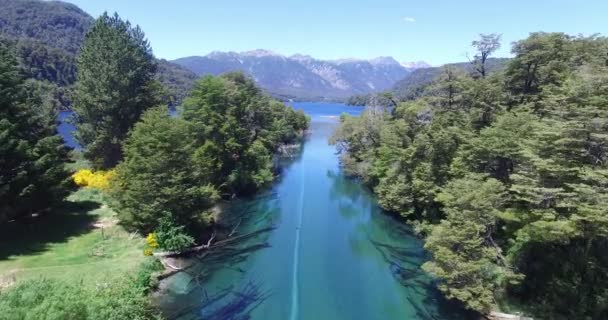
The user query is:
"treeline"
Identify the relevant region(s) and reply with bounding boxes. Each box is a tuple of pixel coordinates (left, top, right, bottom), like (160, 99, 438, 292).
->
(332, 32, 608, 319)
(0, 0, 198, 108)
(0, 11, 307, 319)
(347, 58, 511, 107)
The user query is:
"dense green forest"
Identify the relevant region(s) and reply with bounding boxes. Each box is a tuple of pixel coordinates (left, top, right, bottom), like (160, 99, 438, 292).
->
(112, 72, 309, 239)
(0, 9, 308, 319)
(332, 32, 608, 319)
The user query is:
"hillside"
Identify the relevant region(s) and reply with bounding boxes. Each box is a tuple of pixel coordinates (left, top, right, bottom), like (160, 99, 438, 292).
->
(0, 0, 92, 54)
(0, 0, 197, 107)
(393, 58, 510, 100)
(173, 50, 422, 100)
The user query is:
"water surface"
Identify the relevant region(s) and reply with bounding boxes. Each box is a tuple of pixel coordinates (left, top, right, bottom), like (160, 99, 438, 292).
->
(154, 102, 469, 320)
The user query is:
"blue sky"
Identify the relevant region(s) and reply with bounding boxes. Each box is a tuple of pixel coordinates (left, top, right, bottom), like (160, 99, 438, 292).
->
(64, 0, 608, 65)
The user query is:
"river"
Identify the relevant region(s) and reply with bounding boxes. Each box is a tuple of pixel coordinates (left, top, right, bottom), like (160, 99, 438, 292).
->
(58, 102, 470, 320)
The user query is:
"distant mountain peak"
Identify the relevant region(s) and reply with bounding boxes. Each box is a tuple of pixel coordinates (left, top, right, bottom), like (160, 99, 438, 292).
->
(400, 61, 432, 69)
(331, 58, 365, 64)
(370, 56, 401, 66)
(241, 49, 281, 57)
(290, 54, 315, 62)
(207, 51, 239, 59)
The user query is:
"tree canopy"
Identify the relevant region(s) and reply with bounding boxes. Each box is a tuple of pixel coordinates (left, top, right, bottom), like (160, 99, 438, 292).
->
(0, 42, 72, 224)
(332, 32, 608, 318)
(111, 72, 309, 236)
(72, 12, 161, 169)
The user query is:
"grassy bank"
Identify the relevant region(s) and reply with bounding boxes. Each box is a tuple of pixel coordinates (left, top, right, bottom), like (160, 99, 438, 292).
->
(0, 188, 145, 288)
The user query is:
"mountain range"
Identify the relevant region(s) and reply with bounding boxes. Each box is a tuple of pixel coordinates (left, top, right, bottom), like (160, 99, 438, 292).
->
(173, 50, 429, 100)
(0, 0, 437, 103)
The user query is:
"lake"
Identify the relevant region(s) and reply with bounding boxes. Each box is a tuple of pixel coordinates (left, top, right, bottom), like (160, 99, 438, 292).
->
(57, 102, 469, 320)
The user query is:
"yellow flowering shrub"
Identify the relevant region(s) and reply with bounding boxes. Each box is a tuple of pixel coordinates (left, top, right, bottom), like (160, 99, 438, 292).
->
(143, 233, 159, 256)
(72, 169, 115, 190)
(146, 233, 159, 248)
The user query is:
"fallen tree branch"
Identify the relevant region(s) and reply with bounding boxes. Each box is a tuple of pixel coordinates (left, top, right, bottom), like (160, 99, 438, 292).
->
(153, 226, 275, 258)
(204, 231, 217, 248)
(228, 219, 242, 237)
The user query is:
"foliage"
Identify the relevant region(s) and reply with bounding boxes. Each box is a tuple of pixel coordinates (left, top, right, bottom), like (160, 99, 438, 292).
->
(0, 42, 73, 224)
(0, 1, 197, 110)
(156, 59, 198, 107)
(72, 169, 115, 190)
(332, 33, 608, 318)
(110, 106, 219, 234)
(182, 72, 309, 195)
(154, 216, 195, 252)
(135, 257, 164, 292)
(146, 233, 159, 249)
(471, 33, 502, 78)
(0, 0, 93, 55)
(112, 73, 308, 237)
(346, 92, 397, 107)
(72, 12, 161, 169)
(392, 58, 510, 101)
(0, 277, 161, 320)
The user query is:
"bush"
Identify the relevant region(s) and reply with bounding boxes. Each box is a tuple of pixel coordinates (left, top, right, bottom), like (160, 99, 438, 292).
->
(0, 277, 161, 320)
(72, 169, 115, 190)
(154, 217, 195, 252)
(135, 257, 164, 292)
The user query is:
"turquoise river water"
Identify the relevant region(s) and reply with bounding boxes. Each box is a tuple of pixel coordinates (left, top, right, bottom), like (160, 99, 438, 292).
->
(59, 102, 471, 320)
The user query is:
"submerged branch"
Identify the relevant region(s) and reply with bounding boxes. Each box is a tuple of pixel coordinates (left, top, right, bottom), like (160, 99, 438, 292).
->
(153, 226, 276, 258)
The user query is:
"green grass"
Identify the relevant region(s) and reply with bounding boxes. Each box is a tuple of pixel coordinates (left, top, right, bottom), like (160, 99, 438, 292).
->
(0, 188, 145, 288)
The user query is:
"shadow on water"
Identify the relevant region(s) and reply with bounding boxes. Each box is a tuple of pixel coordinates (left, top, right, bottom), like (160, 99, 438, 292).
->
(326, 168, 475, 320)
(157, 143, 306, 320)
(157, 215, 276, 320)
(169, 280, 271, 320)
(369, 237, 477, 320)
(0, 200, 99, 260)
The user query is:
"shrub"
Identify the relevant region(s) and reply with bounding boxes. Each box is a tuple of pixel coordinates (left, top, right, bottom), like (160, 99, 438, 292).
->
(135, 257, 164, 292)
(154, 217, 195, 252)
(0, 277, 160, 320)
(72, 169, 115, 190)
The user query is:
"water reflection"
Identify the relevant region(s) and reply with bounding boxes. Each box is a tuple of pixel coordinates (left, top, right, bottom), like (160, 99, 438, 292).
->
(155, 103, 471, 320)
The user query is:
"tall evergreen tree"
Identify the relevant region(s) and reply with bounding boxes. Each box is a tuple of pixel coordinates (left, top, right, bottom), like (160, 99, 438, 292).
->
(72, 12, 160, 169)
(0, 43, 72, 224)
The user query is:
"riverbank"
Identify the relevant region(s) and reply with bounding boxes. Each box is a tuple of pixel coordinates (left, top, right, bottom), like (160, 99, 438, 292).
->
(0, 188, 145, 289)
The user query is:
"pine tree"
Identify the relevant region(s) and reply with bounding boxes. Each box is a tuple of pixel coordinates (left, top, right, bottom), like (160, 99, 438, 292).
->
(72, 12, 160, 169)
(0, 43, 72, 223)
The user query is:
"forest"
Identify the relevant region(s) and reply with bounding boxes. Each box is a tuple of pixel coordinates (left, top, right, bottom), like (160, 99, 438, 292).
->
(332, 32, 608, 319)
(2, 0, 608, 319)
(0, 11, 308, 319)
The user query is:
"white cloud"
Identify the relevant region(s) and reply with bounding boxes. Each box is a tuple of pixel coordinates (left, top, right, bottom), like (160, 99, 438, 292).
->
(402, 17, 416, 23)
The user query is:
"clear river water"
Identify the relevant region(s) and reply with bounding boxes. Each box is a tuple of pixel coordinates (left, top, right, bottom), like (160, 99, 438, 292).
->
(59, 102, 470, 320)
